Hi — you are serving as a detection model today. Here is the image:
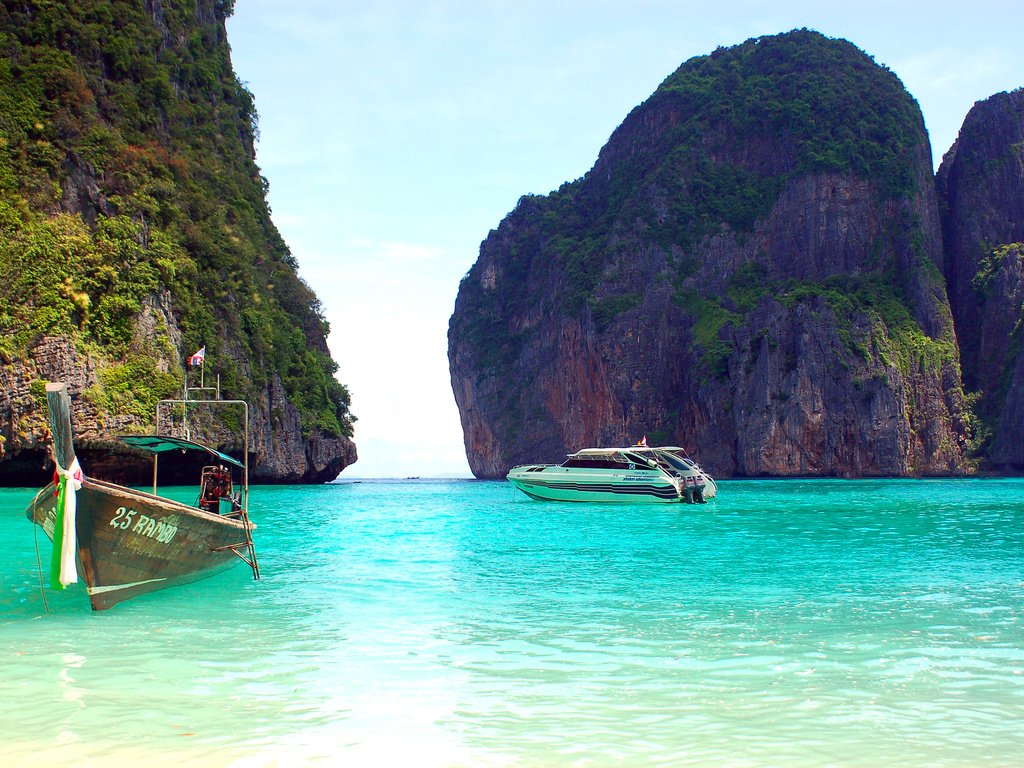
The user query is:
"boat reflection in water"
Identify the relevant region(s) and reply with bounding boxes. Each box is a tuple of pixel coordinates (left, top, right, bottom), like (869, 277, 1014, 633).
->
(507, 445, 717, 504)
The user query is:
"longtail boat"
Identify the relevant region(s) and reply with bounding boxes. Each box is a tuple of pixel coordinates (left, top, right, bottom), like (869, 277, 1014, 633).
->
(26, 382, 260, 611)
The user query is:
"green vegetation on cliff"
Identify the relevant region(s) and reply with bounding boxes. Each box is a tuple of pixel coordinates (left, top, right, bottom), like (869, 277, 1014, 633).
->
(459, 30, 935, 363)
(0, 0, 352, 437)
(658, 30, 921, 193)
(602, 28, 924, 287)
(629, 35, 916, 268)
(674, 266, 959, 381)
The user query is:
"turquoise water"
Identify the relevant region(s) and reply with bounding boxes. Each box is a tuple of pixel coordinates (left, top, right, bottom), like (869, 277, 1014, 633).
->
(2, 478, 1023, 766)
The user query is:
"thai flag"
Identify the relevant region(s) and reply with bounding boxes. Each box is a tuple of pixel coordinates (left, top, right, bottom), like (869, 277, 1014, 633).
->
(189, 346, 206, 366)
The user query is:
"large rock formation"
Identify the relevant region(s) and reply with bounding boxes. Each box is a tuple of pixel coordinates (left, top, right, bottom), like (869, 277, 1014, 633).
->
(0, 1, 355, 484)
(937, 89, 1024, 469)
(450, 30, 970, 478)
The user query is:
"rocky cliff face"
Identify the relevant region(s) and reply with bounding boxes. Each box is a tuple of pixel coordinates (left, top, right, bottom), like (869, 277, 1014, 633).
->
(937, 89, 1024, 469)
(0, 1, 356, 484)
(450, 31, 970, 479)
(0, 305, 356, 486)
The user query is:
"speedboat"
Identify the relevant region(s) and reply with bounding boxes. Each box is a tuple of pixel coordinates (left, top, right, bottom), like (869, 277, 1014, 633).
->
(507, 446, 717, 503)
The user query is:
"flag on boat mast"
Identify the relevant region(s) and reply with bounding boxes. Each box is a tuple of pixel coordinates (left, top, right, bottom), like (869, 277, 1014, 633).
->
(638, 435, 648, 447)
(189, 346, 206, 366)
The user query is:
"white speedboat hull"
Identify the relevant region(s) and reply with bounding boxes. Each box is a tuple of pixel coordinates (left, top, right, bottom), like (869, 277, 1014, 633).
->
(507, 445, 717, 504)
(508, 466, 682, 503)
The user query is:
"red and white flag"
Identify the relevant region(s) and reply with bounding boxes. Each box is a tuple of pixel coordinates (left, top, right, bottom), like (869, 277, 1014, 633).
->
(638, 435, 647, 447)
(189, 346, 206, 366)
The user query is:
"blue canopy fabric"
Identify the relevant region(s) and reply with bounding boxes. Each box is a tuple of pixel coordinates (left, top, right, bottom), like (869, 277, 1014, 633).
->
(119, 435, 243, 469)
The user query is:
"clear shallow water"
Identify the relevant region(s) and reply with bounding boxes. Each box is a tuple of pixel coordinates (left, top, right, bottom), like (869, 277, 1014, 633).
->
(2, 478, 1023, 767)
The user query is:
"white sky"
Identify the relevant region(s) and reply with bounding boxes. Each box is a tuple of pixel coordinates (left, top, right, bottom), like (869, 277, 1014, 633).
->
(226, 1, 1024, 478)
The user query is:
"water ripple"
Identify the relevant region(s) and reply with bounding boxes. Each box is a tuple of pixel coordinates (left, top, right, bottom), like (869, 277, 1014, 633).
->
(2, 479, 1024, 766)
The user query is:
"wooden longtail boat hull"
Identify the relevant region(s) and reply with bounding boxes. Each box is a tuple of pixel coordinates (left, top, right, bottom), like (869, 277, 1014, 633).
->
(27, 381, 259, 611)
(27, 478, 254, 610)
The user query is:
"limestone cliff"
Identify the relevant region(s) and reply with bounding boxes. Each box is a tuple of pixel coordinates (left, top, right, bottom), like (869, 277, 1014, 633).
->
(449, 30, 969, 478)
(937, 89, 1024, 469)
(0, 0, 356, 484)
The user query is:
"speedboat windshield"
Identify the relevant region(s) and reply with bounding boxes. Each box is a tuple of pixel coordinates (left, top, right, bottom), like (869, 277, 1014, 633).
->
(562, 450, 658, 469)
(655, 451, 695, 472)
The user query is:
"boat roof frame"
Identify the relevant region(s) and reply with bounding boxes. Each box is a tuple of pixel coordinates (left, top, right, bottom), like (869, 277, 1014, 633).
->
(569, 446, 688, 457)
(148, 394, 250, 509)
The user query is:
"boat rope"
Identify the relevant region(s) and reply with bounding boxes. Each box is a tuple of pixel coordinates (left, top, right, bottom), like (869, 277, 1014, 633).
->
(32, 523, 50, 615)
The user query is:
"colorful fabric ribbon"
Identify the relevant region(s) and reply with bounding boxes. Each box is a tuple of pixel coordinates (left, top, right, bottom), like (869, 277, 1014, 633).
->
(50, 457, 83, 589)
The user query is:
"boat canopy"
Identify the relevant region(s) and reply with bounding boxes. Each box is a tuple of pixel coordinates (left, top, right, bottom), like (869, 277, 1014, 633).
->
(566, 446, 700, 470)
(119, 434, 244, 469)
(565, 448, 659, 467)
(571, 447, 692, 459)
(571, 448, 642, 457)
